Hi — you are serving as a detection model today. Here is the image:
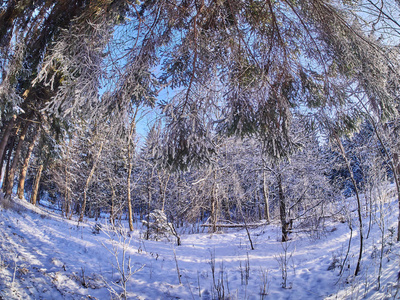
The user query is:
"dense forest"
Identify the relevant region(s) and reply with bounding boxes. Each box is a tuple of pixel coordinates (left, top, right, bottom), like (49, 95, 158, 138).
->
(1, 0, 400, 296)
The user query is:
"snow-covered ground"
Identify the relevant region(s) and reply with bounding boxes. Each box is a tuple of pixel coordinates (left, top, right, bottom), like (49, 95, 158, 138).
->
(0, 192, 399, 299)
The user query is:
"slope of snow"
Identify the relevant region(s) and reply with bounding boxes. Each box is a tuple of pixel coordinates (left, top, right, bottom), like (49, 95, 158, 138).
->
(0, 193, 399, 299)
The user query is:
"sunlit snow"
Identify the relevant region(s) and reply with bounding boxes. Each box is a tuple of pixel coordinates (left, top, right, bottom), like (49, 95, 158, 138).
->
(0, 189, 399, 299)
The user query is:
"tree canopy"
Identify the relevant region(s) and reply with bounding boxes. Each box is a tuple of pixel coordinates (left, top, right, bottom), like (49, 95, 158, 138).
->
(1, 0, 399, 168)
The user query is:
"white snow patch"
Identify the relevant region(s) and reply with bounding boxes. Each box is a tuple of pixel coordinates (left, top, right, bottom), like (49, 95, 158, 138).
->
(0, 194, 399, 299)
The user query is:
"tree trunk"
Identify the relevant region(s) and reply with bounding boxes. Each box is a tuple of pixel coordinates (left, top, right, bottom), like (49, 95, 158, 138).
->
(5, 123, 29, 197)
(158, 170, 170, 213)
(210, 171, 219, 233)
(64, 168, 70, 218)
(223, 196, 231, 221)
(63, 137, 73, 219)
(108, 176, 116, 226)
(2, 137, 16, 192)
(263, 168, 271, 223)
(65, 175, 71, 219)
(394, 153, 400, 178)
(126, 110, 138, 232)
(0, 146, 5, 184)
(145, 171, 153, 240)
(335, 135, 363, 276)
(257, 193, 263, 221)
(278, 173, 289, 242)
(0, 115, 16, 167)
(0, 122, 13, 182)
(127, 158, 134, 231)
(79, 141, 104, 222)
(31, 164, 43, 205)
(17, 125, 40, 199)
(2, 149, 11, 191)
(3, 122, 21, 192)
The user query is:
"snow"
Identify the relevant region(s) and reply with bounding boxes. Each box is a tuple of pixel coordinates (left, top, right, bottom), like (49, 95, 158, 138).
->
(0, 193, 399, 299)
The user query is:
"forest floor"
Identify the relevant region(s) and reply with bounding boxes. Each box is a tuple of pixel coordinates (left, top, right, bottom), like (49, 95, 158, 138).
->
(0, 189, 399, 299)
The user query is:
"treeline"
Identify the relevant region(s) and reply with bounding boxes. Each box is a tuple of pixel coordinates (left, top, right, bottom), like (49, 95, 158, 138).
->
(1, 1, 400, 277)
(3, 114, 399, 241)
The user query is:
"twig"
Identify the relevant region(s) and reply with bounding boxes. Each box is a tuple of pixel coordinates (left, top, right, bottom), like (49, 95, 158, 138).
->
(173, 248, 181, 284)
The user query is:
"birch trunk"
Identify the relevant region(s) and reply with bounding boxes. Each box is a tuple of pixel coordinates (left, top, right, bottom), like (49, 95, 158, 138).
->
(278, 172, 289, 242)
(127, 158, 134, 231)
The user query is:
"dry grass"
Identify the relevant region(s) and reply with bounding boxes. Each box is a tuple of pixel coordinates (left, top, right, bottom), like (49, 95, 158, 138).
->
(0, 193, 26, 213)
(0, 193, 13, 210)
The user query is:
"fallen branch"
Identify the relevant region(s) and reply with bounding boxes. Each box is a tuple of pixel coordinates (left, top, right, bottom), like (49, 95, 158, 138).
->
(201, 222, 266, 229)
